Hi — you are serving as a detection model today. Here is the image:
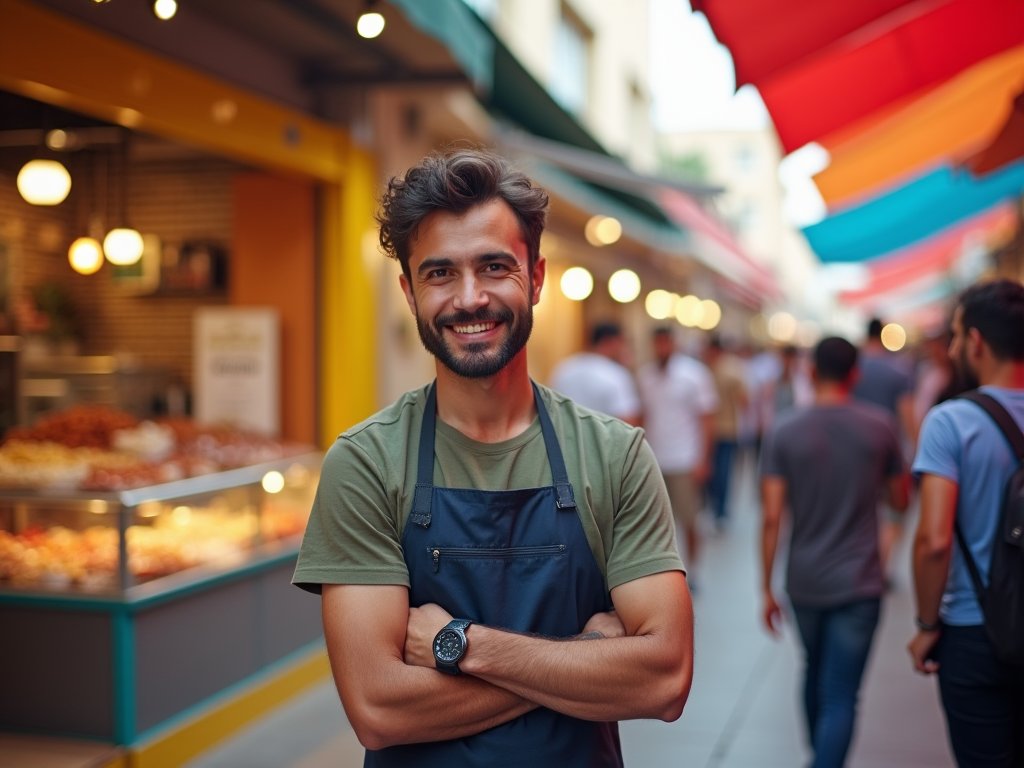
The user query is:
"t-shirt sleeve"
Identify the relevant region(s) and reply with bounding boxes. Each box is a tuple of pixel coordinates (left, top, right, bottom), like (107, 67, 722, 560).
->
(912, 408, 960, 483)
(605, 431, 685, 590)
(292, 437, 410, 594)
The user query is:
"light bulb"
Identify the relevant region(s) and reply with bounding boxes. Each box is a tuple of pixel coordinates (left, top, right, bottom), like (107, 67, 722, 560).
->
(69, 238, 103, 275)
(584, 215, 623, 246)
(608, 269, 640, 303)
(357, 12, 385, 38)
(262, 471, 285, 494)
(696, 300, 721, 330)
(675, 295, 703, 327)
(153, 0, 177, 20)
(560, 267, 593, 301)
(768, 312, 797, 342)
(17, 160, 72, 205)
(103, 228, 144, 266)
(645, 290, 676, 320)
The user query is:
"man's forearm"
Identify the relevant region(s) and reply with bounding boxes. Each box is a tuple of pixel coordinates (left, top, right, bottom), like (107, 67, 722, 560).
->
(334, 657, 536, 749)
(761, 518, 780, 593)
(459, 624, 689, 722)
(912, 538, 950, 625)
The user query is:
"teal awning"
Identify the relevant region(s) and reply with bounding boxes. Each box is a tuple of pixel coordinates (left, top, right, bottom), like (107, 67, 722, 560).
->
(388, 0, 494, 91)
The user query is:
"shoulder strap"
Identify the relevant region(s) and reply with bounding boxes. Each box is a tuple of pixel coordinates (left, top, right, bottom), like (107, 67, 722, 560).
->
(954, 521, 987, 604)
(531, 382, 576, 510)
(409, 382, 437, 528)
(956, 391, 1024, 462)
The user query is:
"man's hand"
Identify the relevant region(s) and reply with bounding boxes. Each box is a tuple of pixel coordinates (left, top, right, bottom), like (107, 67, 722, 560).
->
(907, 629, 941, 674)
(405, 603, 453, 668)
(580, 610, 625, 639)
(762, 590, 782, 638)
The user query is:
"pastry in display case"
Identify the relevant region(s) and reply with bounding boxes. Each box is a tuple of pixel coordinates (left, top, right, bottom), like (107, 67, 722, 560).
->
(0, 403, 321, 594)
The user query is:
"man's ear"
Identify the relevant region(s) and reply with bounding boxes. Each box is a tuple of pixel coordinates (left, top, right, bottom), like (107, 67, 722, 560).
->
(399, 272, 417, 316)
(531, 254, 546, 306)
(966, 326, 986, 362)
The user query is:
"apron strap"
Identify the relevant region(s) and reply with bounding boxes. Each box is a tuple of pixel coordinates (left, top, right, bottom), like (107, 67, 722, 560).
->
(409, 382, 438, 528)
(532, 382, 577, 510)
(409, 380, 577, 528)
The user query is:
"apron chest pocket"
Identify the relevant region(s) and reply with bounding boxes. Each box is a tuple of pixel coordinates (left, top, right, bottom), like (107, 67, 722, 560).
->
(429, 545, 565, 573)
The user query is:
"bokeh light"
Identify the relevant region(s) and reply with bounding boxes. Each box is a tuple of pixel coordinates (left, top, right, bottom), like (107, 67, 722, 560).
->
(881, 323, 907, 352)
(262, 471, 285, 494)
(608, 269, 641, 303)
(645, 289, 676, 320)
(584, 215, 622, 246)
(696, 299, 721, 330)
(675, 294, 703, 327)
(68, 237, 103, 275)
(357, 12, 386, 38)
(17, 160, 72, 205)
(560, 267, 594, 301)
(103, 228, 144, 266)
(769, 312, 797, 342)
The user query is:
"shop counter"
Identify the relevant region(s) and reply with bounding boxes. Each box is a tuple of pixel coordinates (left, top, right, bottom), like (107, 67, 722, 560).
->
(0, 453, 324, 746)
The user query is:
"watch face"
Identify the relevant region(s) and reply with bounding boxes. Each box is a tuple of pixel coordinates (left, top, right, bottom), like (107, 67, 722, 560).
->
(434, 629, 464, 663)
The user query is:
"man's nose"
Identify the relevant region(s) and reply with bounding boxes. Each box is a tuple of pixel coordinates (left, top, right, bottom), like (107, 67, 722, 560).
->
(453, 274, 490, 312)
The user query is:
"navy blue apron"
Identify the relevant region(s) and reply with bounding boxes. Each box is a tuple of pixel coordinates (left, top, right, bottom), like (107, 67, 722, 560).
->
(365, 381, 623, 768)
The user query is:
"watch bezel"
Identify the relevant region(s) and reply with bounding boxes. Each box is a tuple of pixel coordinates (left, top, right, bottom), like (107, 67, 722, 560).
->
(433, 627, 466, 664)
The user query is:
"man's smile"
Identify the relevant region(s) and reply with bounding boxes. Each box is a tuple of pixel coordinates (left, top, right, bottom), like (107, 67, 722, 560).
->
(447, 321, 501, 337)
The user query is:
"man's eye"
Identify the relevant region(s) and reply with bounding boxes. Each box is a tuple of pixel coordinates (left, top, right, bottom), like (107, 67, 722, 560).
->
(485, 263, 508, 272)
(428, 269, 450, 279)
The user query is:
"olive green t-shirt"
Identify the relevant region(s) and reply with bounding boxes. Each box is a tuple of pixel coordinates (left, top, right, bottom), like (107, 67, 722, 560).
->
(293, 384, 683, 593)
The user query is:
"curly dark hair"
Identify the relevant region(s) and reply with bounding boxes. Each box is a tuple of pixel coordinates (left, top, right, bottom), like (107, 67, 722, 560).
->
(377, 148, 549, 278)
(959, 278, 1024, 361)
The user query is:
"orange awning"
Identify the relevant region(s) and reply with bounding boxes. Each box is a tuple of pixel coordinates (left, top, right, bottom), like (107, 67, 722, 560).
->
(967, 88, 1024, 176)
(814, 45, 1024, 208)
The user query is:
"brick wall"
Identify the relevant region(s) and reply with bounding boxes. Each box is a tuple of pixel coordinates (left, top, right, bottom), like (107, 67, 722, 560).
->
(0, 154, 241, 387)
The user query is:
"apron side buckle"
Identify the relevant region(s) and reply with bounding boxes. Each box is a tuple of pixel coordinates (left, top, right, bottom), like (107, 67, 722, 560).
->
(555, 483, 577, 510)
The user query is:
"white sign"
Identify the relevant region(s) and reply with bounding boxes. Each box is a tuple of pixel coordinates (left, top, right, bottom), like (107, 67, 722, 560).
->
(194, 308, 280, 436)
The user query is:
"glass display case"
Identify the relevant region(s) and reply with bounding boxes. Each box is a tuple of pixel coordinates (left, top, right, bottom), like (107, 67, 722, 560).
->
(0, 451, 321, 596)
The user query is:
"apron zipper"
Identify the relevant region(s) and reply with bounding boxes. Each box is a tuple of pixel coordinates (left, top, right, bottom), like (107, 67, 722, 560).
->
(429, 545, 565, 573)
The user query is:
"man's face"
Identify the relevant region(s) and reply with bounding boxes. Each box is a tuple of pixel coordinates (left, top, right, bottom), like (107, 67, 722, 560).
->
(949, 306, 980, 389)
(399, 199, 545, 379)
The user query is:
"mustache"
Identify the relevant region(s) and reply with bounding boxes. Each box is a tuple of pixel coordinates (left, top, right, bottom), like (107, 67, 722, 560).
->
(434, 308, 514, 328)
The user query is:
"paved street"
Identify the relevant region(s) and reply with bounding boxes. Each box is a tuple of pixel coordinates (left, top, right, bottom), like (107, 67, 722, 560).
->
(186, 456, 954, 768)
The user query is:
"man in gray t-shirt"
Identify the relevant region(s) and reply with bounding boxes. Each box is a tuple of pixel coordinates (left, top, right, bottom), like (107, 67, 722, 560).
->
(760, 337, 909, 768)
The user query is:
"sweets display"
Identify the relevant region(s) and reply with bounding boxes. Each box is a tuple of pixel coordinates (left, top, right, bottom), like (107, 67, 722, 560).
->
(0, 405, 306, 492)
(0, 404, 320, 591)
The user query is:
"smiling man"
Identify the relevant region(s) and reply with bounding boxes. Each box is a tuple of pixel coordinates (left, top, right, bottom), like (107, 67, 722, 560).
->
(293, 149, 693, 767)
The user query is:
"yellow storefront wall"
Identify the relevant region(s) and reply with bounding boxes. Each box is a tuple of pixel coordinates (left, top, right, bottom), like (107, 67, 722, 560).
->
(0, 0, 378, 446)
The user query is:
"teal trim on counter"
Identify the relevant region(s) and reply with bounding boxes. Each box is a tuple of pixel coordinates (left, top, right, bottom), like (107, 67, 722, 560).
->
(129, 639, 327, 748)
(0, 547, 300, 612)
(112, 609, 136, 743)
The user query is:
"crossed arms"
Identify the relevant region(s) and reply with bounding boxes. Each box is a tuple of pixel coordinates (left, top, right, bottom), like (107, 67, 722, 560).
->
(322, 570, 693, 750)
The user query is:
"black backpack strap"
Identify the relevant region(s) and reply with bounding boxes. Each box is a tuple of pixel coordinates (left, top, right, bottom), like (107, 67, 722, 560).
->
(957, 391, 1024, 461)
(954, 520, 987, 606)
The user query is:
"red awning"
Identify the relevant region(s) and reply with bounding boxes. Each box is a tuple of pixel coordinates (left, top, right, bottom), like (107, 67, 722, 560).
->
(690, 0, 916, 87)
(695, 0, 1024, 154)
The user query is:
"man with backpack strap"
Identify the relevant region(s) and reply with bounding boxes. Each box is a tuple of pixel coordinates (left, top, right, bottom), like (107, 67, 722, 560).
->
(909, 279, 1024, 767)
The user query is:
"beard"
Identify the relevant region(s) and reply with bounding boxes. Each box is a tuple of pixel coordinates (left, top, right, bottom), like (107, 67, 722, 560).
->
(415, 303, 534, 379)
(956, 344, 981, 390)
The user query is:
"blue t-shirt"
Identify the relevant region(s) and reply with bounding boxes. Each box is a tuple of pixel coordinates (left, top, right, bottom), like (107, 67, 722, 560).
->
(912, 386, 1024, 625)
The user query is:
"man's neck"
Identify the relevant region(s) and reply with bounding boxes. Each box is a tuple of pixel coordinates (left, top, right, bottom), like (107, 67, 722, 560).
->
(979, 360, 1024, 390)
(815, 382, 851, 405)
(434, 352, 537, 443)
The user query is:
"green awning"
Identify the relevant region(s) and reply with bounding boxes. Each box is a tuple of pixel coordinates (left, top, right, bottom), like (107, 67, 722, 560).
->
(388, 0, 494, 91)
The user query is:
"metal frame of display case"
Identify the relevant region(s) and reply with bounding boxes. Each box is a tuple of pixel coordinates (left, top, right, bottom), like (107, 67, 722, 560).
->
(0, 452, 324, 746)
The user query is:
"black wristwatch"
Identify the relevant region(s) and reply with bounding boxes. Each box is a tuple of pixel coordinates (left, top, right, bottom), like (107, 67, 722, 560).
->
(433, 619, 472, 675)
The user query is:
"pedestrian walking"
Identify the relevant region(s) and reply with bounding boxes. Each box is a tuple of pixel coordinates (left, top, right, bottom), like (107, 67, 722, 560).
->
(854, 317, 917, 578)
(292, 149, 692, 767)
(908, 279, 1024, 767)
(638, 327, 718, 583)
(760, 337, 910, 768)
(550, 321, 641, 425)
(704, 336, 748, 529)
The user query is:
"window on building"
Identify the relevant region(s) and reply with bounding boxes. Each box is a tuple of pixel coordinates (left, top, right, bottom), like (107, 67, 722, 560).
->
(550, 5, 590, 117)
(735, 144, 756, 174)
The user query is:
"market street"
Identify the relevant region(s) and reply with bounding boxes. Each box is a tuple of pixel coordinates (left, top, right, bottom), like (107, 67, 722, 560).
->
(185, 456, 954, 768)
